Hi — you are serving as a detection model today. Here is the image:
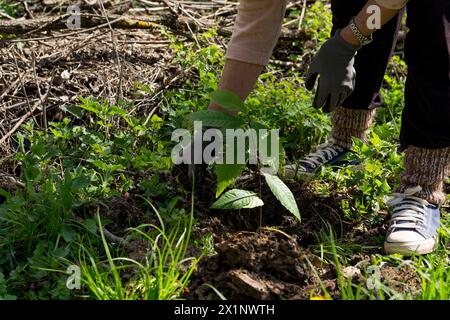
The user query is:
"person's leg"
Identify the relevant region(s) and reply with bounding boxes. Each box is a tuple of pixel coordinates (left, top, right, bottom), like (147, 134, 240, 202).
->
(397, 0, 450, 204)
(285, 0, 403, 178)
(330, 0, 403, 150)
(385, 0, 450, 255)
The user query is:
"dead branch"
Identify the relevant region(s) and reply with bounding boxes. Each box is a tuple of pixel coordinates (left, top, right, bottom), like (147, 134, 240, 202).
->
(0, 13, 309, 42)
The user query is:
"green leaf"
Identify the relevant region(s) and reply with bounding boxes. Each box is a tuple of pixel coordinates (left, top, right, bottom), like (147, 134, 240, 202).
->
(0, 272, 16, 300)
(60, 178, 73, 211)
(369, 132, 382, 148)
(63, 104, 84, 119)
(0, 188, 11, 200)
(78, 98, 101, 114)
(262, 172, 301, 221)
(250, 121, 267, 130)
(211, 189, 264, 210)
(71, 175, 92, 191)
(107, 105, 127, 116)
(60, 227, 77, 243)
(215, 163, 246, 198)
(91, 160, 125, 172)
(82, 218, 98, 234)
(210, 90, 244, 112)
(185, 110, 245, 129)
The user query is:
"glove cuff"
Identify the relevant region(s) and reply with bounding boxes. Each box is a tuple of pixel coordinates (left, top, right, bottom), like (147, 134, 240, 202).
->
(335, 29, 362, 52)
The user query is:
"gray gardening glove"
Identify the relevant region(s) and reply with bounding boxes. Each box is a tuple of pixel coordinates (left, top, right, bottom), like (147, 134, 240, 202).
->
(305, 30, 361, 113)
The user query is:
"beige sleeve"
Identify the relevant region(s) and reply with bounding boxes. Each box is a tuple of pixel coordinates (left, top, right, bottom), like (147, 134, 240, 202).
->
(374, 0, 408, 10)
(225, 0, 288, 66)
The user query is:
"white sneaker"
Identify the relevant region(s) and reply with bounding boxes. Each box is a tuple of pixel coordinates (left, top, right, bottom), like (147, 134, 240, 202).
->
(384, 186, 440, 256)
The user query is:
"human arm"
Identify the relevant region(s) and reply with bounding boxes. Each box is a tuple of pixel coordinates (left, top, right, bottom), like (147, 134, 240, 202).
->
(306, 0, 408, 111)
(208, 0, 288, 114)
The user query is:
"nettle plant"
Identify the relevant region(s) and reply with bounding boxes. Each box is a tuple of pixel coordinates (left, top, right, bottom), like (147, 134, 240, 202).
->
(184, 90, 301, 222)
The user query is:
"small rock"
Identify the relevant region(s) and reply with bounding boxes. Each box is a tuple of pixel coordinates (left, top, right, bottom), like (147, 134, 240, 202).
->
(229, 270, 271, 299)
(342, 266, 362, 280)
(61, 70, 71, 80)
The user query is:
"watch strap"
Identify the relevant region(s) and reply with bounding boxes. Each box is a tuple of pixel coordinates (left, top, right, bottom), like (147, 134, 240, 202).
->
(349, 17, 373, 46)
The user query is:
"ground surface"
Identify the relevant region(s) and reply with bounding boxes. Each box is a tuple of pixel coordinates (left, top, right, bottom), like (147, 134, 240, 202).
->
(1, 0, 449, 300)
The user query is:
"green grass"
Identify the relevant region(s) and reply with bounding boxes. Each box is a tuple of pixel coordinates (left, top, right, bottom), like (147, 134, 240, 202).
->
(79, 195, 198, 300)
(312, 214, 450, 300)
(0, 93, 196, 299)
(0, 1, 20, 17)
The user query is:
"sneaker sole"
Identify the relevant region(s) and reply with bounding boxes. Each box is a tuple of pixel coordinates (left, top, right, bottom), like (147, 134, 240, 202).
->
(384, 238, 438, 256)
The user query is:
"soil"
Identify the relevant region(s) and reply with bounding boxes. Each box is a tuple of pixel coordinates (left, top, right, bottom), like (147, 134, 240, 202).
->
(178, 173, 427, 300)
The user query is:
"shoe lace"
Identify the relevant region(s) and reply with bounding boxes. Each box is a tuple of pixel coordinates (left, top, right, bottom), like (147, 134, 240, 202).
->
(387, 186, 429, 233)
(299, 139, 345, 169)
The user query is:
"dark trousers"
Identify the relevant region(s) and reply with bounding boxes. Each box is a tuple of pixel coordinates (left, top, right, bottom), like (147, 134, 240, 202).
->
(330, 0, 450, 149)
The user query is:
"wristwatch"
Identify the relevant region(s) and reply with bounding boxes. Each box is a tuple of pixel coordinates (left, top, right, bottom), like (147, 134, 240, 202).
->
(349, 17, 373, 46)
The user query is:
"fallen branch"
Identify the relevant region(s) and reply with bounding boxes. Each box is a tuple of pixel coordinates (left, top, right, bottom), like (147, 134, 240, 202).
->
(0, 13, 164, 34)
(0, 13, 309, 42)
(102, 227, 125, 243)
(0, 68, 55, 146)
(0, 173, 25, 189)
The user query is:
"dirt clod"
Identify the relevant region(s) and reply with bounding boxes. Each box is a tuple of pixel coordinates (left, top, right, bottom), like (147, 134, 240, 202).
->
(190, 232, 329, 299)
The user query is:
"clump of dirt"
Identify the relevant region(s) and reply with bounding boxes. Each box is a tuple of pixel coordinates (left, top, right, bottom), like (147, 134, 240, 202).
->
(187, 174, 416, 300)
(101, 195, 146, 232)
(194, 174, 378, 247)
(75, 192, 151, 236)
(190, 231, 333, 300)
(379, 264, 422, 296)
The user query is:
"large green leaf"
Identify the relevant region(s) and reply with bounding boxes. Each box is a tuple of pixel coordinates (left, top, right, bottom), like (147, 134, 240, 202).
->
(107, 105, 127, 116)
(262, 172, 301, 221)
(211, 189, 264, 210)
(78, 97, 101, 114)
(185, 110, 244, 129)
(63, 104, 84, 119)
(215, 163, 246, 198)
(0, 188, 11, 200)
(210, 90, 244, 112)
(71, 175, 92, 191)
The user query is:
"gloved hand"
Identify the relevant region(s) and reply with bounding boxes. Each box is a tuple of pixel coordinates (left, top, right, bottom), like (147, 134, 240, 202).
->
(305, 30, 361, 112)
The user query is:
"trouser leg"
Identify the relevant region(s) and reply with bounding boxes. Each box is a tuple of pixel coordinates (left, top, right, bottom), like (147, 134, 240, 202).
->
(330, 0, 402, 149)
(400, 0, 450, 149)
(397, 0, 450, 205)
